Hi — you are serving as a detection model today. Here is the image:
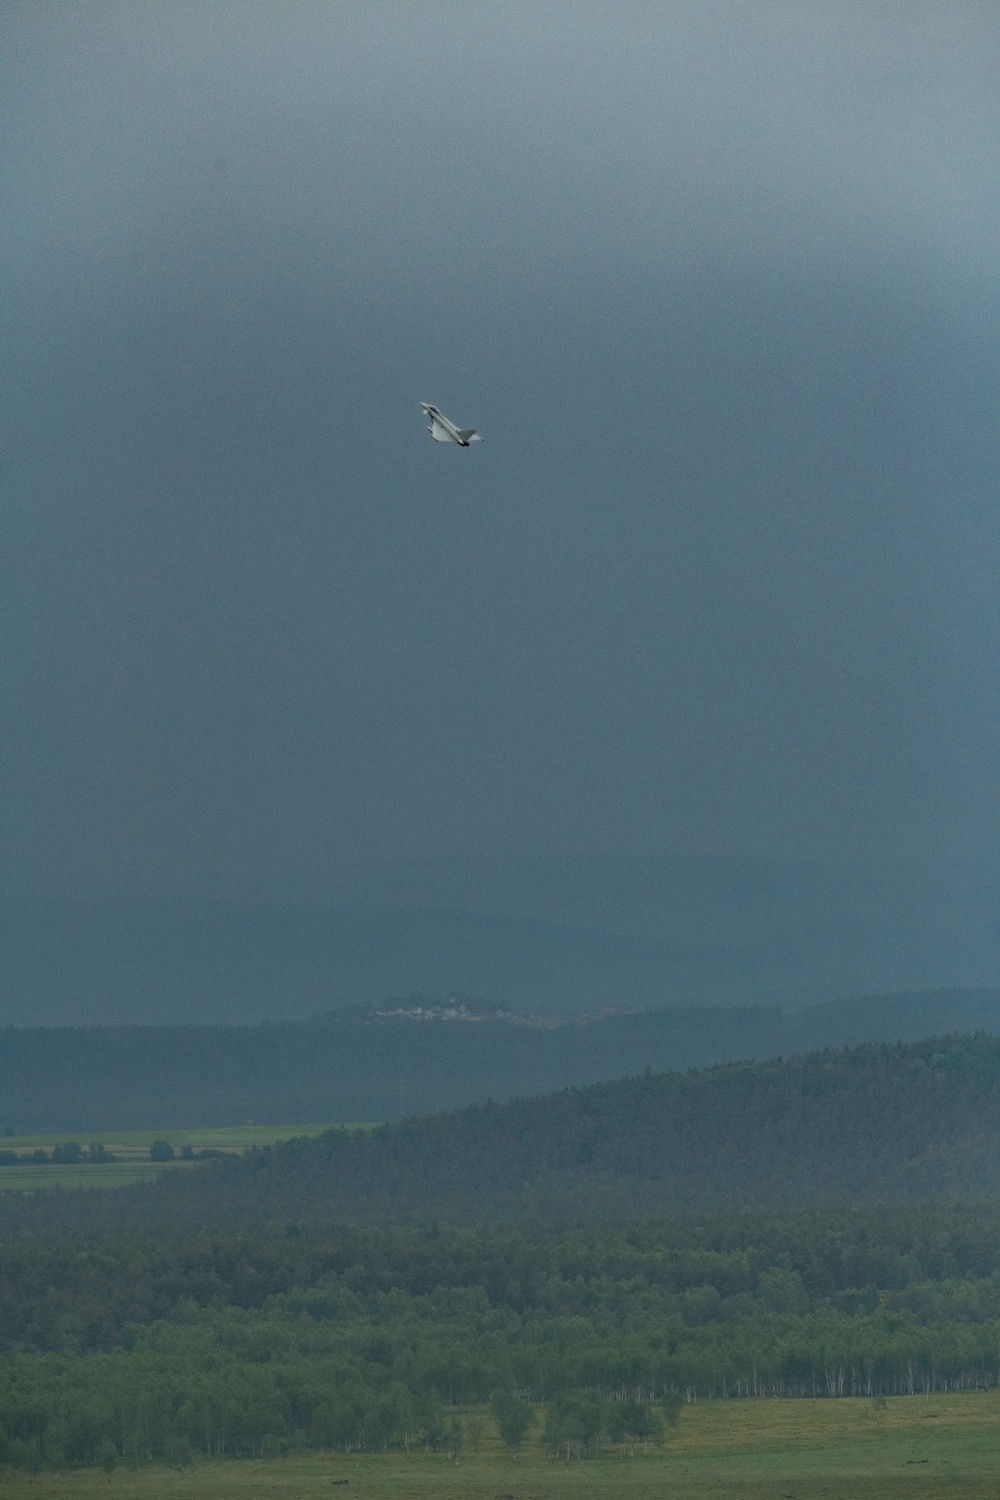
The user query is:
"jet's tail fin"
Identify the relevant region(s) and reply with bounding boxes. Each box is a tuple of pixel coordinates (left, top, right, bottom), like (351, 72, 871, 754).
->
(457, 429, 482, 442)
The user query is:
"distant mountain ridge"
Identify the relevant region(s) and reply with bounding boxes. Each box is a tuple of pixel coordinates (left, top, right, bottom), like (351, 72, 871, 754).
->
(3, 858, 999, 1024)
(0, 893, 748, 1025)
(2, 987, 1000, 1131)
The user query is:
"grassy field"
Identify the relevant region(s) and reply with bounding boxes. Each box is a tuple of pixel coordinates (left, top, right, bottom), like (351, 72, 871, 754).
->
(0, 1122, 372, 1191)
(6, 1392, 1000, 1499)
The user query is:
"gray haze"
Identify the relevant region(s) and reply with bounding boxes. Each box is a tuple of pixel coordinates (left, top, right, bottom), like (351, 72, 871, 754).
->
(2, 3, 1000, 1018)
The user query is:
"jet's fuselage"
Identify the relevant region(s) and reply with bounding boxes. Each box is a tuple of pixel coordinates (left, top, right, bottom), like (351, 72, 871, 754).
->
(420, 402, 480, 446)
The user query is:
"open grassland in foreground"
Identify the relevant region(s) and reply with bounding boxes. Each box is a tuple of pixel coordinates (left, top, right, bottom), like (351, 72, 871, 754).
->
(0, 1124, 372, 1192)
(7, 1393, 1000, 1500)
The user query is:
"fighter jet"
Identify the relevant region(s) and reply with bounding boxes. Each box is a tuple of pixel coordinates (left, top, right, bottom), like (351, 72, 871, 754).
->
(420, 403, 482, 447)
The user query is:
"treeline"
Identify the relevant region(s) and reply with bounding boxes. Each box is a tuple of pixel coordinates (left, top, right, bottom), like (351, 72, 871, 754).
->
(6, 1033, 1000, 1224)
(0, 1331, 680, 1471)
(0, 1141, 222, 1166)
(7, 1202, 1000, 1353)
(4, 1205, 1000, 1469)
(2, 988, 1000, 1131)
(0, 1142, 115, 1166)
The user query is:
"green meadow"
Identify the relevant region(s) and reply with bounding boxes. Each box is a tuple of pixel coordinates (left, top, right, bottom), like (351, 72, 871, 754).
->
(0, 1123, 373, 1192)
(4, 1392, 999, 1500)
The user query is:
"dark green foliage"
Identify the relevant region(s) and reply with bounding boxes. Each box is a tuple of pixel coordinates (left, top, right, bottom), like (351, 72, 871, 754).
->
(443, 1415, 463, 1461)
(149, 1140, 174, 1162)
(5, 1033, 1000, 1225)
(6, 1202, 1000, 1357)
(51, 1142, 83, 1163)
(525, 1388, 670, 1461)
(6, 1034, 1000, 1473)
(544, 1390, 605, 1458)
(605, 1397, 665, 1450)
(491, 1391, 534, 1450)
(1, 1204, 1000, 1469)
(662, 1389, 683, 1424)
(0, 1142, 114, 1170)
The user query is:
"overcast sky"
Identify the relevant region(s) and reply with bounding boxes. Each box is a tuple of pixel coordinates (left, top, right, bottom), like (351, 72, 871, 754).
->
(2, 1, 999, 907)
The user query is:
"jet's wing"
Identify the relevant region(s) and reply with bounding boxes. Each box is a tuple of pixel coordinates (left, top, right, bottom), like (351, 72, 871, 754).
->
(420, 402, 480, 445)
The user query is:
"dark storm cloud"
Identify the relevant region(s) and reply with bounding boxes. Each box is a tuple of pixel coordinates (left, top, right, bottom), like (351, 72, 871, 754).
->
(1, 0, 999, 904)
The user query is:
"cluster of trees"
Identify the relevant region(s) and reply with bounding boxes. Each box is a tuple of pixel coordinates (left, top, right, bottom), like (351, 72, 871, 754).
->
(149, 1142, 226, 1162)
(5, 1033, 1000, 1224)
(0, 1318, 682, 1472)
(0, 1141, 233, 1169)
(6, 1202, 1000, 1353)
(0, 1142, 115, 1166)
(0, 1204, 1000, 1469)
(3, 1291, 999, 1472)
(542, 1392, 677, 1459)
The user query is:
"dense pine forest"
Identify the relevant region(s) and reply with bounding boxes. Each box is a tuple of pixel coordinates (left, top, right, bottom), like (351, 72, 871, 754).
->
(5, 1033, 1000, 1472)
(4, 1033, 1000, 1224)
(2, 988, 1000, 1130)
(2, 1204, 1000, 1467)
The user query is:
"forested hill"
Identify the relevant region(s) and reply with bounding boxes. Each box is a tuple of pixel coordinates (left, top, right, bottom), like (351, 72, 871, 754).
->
(4, 987, 1000, 1131)
(8, 1033, 1000, 1225)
